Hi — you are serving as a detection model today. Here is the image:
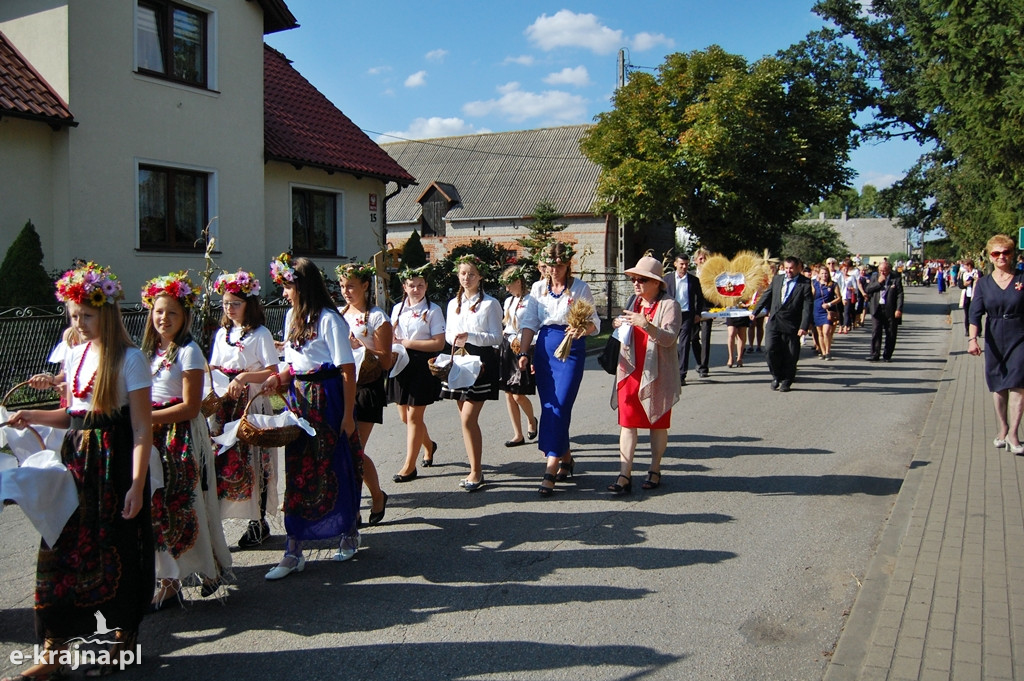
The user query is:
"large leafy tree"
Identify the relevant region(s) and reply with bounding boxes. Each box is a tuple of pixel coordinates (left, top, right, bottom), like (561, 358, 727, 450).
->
(580, 46, 857, 255)
(781, 220, 850, 266)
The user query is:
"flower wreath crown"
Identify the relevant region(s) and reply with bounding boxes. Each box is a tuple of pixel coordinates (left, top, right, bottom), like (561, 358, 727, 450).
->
(55, 262, 125, 308)
(539, 241, 576, 266)
(270, 252, 295, 286)
(141, 271, 199, 309)
(452, 254, 491, 278)
(215, 269, 261, 297)
(499, 263, 532, 287)
(335, 263, 377, 281)
(398, 263, 432, 281)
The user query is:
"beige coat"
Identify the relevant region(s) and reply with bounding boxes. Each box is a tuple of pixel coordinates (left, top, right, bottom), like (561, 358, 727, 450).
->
(614, 292, 682, 424)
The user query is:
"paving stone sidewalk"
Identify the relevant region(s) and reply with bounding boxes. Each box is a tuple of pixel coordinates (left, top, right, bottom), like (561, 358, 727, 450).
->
(825, 324, 1024, 680)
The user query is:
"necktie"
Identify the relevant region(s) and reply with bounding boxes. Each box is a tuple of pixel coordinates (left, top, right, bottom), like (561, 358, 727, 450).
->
(782, 278, 793, 303)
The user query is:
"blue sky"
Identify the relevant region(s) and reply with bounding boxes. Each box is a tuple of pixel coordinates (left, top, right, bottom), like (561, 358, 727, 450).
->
(266, 1, 924, 191)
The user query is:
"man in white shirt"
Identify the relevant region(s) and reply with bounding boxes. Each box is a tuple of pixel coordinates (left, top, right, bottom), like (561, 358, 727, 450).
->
(663, 253, 706, 385)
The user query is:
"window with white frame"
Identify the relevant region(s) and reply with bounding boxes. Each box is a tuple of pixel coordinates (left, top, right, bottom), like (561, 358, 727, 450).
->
(138, 164, 210, 251)
(292, 188, 341, 256)
(136, 0, 208, 88)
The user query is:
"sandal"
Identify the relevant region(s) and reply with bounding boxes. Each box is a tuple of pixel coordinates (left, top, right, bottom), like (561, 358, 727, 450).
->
(537, 473, 556, 497)
(83, 631, 139, 677)
(607, 474, 632, 496)
(554, 457, 575, 482)
(642, 471, 661, 490)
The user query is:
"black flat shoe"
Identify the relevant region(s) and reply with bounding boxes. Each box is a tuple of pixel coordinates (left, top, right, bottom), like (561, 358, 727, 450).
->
(538, 473, 556, 497)
(554, 457, 575, 482)
(422, 441, 438, 467)
(527, 419, 538, 440)
(368, 491, 388, 525)
(607, 474, 632, 496)
(393, 470, 418, 483)
(504, 438, 526, 447)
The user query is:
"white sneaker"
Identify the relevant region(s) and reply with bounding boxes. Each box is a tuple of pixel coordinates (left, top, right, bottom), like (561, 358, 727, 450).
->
(265, 554, 305, 580)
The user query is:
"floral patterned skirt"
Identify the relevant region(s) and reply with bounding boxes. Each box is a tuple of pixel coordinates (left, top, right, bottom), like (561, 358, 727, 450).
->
(283, 371, 362, 541)
(209, 391, 278, 520)
(35, 408, 154, 641)
(151, 412, 231, 582)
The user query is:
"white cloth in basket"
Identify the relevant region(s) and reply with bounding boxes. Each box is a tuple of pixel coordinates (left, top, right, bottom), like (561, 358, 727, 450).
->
(0, 450, 79, 547)
(212, 411, 315, 449)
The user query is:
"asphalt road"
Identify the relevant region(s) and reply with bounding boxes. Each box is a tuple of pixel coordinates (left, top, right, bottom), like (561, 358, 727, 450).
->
(0, 286, 953, 680)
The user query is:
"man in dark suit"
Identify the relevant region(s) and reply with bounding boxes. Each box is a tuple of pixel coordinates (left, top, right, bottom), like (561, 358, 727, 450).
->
(864, 260, 904, 362)
(750, 256, 813, 392)
(663, 253, 706, 386)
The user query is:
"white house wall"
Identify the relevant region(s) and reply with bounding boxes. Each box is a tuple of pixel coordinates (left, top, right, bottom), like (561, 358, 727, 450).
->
(264, 162, 389, 270)
(0, 118, 60, 263)
(0, 0, 70, 102)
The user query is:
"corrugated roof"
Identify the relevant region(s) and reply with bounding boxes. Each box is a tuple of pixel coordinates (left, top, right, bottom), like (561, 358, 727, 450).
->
(381, 125, 601, 224)
(263, 45, 416, 185)
(824, 217, 909, 256)
(0, 30, 75, 128)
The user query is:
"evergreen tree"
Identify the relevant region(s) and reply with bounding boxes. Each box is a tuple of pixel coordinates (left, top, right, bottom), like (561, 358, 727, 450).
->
(401, 230, 428, 268)
(517, 201, 567, 258)
(0, 220, 55, 307)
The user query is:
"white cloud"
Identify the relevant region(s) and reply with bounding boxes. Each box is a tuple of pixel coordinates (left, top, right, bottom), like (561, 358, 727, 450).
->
(631, 32, 674, 52)
(404, 70, 427, 88)
(503, 55, 535, 66)
(856, 171, 901, 190)
(463, 82, 587, 123)
(377, 117, 487, 142)
(525, 10, 623, 54)
(367, 65, 391, 76)
(425, 48, 448, 62)
(544, 66, 590, 87)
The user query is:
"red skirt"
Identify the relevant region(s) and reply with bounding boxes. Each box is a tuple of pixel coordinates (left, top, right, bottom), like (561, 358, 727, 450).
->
(617, 327, 671, 429)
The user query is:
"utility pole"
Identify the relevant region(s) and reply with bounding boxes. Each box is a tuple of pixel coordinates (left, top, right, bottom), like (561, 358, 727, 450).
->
(615, 48, 627, 276)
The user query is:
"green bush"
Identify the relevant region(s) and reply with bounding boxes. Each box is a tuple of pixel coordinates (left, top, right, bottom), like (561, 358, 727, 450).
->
(0, 220, 55, 307)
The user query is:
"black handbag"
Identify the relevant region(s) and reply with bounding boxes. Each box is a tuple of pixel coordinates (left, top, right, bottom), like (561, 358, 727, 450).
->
(597, 295, 636, 375)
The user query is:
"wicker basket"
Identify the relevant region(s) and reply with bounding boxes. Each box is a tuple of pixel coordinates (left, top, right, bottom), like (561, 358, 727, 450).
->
(1, 380, 47, 453)
(428, 347, 466, 380)
(200, 364, 225, 418)
(235, 395, 303, 448)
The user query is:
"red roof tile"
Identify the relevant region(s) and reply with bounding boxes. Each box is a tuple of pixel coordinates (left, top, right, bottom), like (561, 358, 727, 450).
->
(264, 45, 415, 186)
(0, 30, 75, 128)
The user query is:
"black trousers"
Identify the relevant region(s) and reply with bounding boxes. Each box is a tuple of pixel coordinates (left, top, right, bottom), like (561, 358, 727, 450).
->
(871, 313, 899, 360)
(676, 311, 696, 379)
(692, 319, 712, 374)
(765, 324, 801, 382)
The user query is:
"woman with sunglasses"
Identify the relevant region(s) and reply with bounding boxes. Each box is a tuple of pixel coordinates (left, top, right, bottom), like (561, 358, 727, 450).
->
(607, 256, 681, 494)
(967, 235, 1024, 454)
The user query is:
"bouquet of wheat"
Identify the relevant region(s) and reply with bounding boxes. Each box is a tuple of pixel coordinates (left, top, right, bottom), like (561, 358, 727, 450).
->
(554, 299, 594, 361)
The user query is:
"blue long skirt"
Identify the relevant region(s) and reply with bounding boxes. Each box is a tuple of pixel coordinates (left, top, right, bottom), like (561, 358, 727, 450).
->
(534, 325, 587, 458)
(283, 372, 361, 541)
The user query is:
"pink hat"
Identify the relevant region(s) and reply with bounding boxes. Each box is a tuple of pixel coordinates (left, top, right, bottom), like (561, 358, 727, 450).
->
(624, 256, 667, 290)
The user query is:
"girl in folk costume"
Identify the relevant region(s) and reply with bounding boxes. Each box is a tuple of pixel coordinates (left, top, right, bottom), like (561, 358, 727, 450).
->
(208, 270, 279, 548)
(6, 263, 153, 679)
(335, 263, 391, 525)
(441, 254, 503, 492)
(518, 241, 601, 496)
(27, 326, 82, 407)
(259, 255, 362, 580)
(389, 265, 445, 481)
(498, 264, 538, 447)
(141, 272, 232, 608)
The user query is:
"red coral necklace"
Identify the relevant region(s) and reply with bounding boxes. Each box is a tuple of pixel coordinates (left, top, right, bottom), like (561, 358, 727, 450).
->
(72, 342, 97, 399)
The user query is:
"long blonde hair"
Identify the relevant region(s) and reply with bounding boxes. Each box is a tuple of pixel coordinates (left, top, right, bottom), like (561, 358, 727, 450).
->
(87, 302, 135, 416)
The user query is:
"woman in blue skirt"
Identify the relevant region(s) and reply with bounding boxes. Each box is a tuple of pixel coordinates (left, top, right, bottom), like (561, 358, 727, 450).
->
(518, 242, 600, 496)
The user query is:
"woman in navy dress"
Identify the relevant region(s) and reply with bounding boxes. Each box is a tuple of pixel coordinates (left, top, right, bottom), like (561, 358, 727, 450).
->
(968, 234, 1024, 454)
(812, 267, 839, 360)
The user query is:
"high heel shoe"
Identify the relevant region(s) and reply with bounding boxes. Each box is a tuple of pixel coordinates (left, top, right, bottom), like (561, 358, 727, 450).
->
(607, 474, 632, 496)
(642, 471, 661, 490)
(537, 473, 556, 497)
(554, 457, 575, 482)
(422, 441, 438, 467)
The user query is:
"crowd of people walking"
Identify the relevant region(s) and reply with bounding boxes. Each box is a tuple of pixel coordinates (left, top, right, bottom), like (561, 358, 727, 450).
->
(3, 234, 1020, 680)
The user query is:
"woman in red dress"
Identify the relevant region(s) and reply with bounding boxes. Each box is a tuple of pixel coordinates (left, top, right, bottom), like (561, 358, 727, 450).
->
(609, 255, 682, 495)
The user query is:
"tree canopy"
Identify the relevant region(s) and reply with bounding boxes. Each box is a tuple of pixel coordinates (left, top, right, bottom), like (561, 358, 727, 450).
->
(781, 220, 850, 266)
(580, 45, 858, 255)
(0, 220, 55, 307)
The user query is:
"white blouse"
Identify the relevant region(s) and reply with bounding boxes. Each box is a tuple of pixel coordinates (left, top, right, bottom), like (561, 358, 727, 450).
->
(391, 298, 445, 341)
(341, 306, 390, 351)
(209, 325, 278, 372)
(520, 278, 601, 334)
(151, 341, 205, 404)
(444, 292, 502, 348)
(502, 294, 534, 341)
(64, 344, 151, 412)
(281, 308, 355, 374)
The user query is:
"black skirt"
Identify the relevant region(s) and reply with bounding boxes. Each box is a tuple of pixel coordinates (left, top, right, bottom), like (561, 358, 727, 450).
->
(498, 336, 536, 395)
(355, 374, 387, 423)
(440, 343, 499, 402)
(387, 348, 442, 406)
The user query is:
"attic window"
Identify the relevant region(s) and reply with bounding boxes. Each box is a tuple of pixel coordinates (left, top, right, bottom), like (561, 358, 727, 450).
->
(136, 1, 208, 88)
